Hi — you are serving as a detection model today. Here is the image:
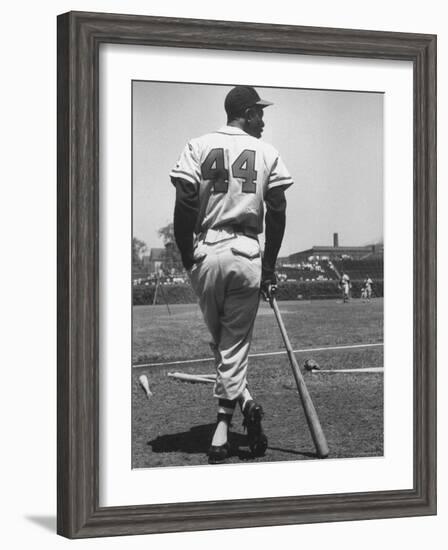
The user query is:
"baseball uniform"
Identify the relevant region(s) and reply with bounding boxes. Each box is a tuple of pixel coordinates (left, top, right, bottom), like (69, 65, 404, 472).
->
(364, 277, 373, 299)
(170, 125, 293, 400)
(340, 273, 351, 302)
(171, 85, 293, 463)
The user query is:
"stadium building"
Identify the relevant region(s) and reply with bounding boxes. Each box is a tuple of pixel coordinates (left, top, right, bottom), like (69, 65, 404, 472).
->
(276, 233, 383, 288)
(281, 233, 383, 264)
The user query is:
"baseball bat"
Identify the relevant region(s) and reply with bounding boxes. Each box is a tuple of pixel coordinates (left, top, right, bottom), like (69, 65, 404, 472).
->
(138, 374, 153, 399)
(270, 296, 329, 458)
(168, 372, 215, 384)
(312, 367, 383, 374)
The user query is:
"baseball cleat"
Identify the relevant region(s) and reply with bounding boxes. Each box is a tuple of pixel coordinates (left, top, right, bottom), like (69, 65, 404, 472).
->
(208, 441, 231, 464)
(242, 400, 268, 457)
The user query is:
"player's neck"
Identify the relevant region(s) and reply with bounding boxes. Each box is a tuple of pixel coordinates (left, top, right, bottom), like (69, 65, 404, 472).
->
(227, 120, 245, 131)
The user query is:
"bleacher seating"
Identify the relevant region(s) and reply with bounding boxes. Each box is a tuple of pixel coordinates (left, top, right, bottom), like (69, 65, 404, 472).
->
(277, 256, 383, 285)
(278, 260, 336, 282)
(333, 258, 383, 281)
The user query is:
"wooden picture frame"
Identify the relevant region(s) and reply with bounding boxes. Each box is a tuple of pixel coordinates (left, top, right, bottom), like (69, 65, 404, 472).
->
(57, 11, 437, 538)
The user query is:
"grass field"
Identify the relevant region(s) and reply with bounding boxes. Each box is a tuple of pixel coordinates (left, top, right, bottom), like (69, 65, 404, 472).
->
(132, 298, 383, 468)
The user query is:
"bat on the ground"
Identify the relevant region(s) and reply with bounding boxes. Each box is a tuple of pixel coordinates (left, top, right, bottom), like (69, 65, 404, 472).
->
(312, 367, 383, 374)
(168, 372, 215, 384)
(269, 296, 329, 458)
(138, 374, 153, 398)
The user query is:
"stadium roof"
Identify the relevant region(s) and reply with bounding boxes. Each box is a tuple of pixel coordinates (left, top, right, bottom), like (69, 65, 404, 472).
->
(306, 245, 375, 252)
(287, 243, 383, 261)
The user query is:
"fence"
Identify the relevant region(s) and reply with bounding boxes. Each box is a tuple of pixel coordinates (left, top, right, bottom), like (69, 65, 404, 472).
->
(133, 279, 383, 305)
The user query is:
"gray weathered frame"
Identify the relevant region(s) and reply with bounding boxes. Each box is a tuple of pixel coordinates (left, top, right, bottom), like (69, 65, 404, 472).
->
(57, 11, 437, 538)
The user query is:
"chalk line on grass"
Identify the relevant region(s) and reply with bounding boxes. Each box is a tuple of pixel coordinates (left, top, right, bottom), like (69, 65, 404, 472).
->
(133, 342, 383, 369)
(166, 367, 383, 383)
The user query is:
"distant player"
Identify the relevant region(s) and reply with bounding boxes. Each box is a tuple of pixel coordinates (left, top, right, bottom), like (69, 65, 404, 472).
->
(340, 272, 351, 303)
(360, 285, 367, 301)
(364, 276, 373, 301)
(170, 85, 293, 464)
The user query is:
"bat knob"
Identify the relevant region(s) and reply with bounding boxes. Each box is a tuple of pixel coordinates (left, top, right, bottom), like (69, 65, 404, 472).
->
(304, 359, 320, 371)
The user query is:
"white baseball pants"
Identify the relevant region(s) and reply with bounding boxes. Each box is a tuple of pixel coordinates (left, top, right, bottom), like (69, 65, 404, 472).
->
(189, 230, 261, 400)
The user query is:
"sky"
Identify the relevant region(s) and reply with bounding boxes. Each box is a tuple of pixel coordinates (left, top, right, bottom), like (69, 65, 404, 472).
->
(133, 81, 383, 257)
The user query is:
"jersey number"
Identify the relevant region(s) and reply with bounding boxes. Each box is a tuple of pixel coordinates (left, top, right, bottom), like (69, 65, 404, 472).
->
(201, 148, 257, 194)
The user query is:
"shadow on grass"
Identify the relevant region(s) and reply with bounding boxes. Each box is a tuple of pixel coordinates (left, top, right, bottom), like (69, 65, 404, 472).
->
(235, 446, 316, 461)
(148, 423, 247, 455)
(266, 446, 316, 459)
(148, 424, 316, 460)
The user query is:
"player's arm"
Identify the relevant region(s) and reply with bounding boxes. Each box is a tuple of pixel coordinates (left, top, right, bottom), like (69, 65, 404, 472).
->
(172, 177, 199, 271)
(261, 186, 286, 299)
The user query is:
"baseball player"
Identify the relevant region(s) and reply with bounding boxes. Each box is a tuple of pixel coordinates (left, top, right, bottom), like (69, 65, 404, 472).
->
(364, 276, 373, 301)
(360, 285, 367, 301)
(340, 272, 351, 303)
(170, 85, 293, 464)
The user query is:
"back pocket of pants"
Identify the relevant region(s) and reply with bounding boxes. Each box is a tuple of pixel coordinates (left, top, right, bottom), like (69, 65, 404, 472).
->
(230, 247, 260, 260)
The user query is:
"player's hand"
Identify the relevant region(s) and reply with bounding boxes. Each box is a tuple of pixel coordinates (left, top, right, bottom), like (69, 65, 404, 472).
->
(261, 271, 278, 302)
(261, 281, 277, 302)
(183, 257, 195, 272)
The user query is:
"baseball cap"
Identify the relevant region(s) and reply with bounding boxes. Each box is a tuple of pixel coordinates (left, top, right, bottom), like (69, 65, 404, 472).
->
(224, 85, 273, 117)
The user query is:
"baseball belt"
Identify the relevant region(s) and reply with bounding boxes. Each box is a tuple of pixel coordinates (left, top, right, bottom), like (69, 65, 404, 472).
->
(197, 226, 259, 244)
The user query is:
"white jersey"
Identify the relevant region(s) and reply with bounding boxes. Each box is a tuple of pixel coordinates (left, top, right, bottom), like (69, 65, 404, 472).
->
(341, 274, 350, 290)
(170, 125, 293, 234)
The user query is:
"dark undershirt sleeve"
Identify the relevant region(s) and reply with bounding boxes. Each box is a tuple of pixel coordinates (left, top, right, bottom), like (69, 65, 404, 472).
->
(263, 186, 287, 279)
(172, 177, 199, 270)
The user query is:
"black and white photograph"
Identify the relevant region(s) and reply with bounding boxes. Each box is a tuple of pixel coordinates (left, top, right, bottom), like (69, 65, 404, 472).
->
(0, 0, 441, 545)
(131, 81, 384, 468)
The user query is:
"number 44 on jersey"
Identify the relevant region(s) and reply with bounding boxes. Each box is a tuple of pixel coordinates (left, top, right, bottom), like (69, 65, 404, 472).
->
(201, 148, 257, 194)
